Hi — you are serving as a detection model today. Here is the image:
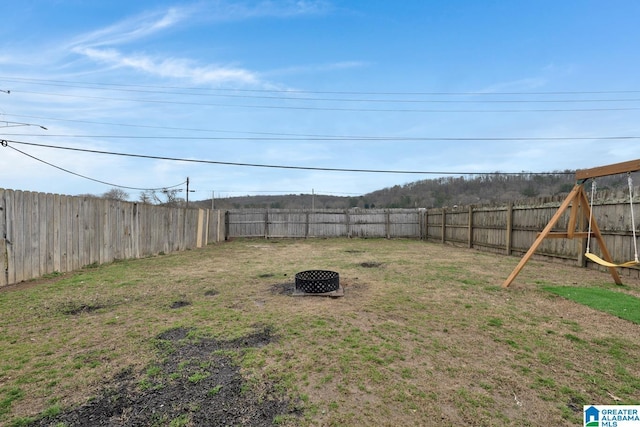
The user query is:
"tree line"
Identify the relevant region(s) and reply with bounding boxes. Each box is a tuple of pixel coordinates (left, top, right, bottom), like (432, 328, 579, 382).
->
(92, 171, 635, 210)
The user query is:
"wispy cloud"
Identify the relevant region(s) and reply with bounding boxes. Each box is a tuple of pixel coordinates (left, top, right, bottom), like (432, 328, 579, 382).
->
(75, 48, 262, 86)
(66, 6, 262, 86)
(69, 7, 188, 49)
(64, 1, 333, 87)
(198, 0, 333, 21)
(69, 1, 331, 50)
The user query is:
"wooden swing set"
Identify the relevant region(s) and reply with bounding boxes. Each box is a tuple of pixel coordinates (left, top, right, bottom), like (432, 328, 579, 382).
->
(503, 158, 640, 288)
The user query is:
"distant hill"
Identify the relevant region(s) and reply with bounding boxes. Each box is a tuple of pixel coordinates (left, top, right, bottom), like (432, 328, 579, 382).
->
(191, 171, 633, 210)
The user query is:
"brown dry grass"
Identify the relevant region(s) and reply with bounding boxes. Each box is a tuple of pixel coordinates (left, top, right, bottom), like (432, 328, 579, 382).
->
(1, 238, 639, 426)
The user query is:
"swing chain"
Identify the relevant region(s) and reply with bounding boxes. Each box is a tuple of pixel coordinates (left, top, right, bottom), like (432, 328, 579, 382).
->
(588, 174, 639, 263)
(586, 180, 596, 254)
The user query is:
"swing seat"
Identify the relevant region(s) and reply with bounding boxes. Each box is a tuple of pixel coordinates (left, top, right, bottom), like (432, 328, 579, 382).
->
(585, 252, 640, 268)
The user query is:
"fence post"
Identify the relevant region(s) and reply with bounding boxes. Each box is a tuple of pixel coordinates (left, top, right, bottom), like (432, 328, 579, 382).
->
(345, 209, 351, 238)
(385, 209, 391, 239)
(441, 208, 446, 244)
(224, 211, 230, 240)
(214, 209, 222, 243)
(264, 210, 269, 239)
(468, 205, 474, 248)
(424, 209, 429, 240)
(506, 202, 513, 255)
(132, 203, 140, 258)
(305, 211, 310, 238)
(211, 209, 216, 243)
(204, 209, 210, 246)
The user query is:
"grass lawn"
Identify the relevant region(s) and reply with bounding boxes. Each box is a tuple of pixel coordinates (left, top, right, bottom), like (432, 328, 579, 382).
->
(1, 238, 639, 426)
(544, 286, 640, 324)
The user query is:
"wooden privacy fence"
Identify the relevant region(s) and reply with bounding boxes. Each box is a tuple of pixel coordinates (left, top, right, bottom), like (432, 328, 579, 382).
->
(226, 192, 640, 279)
(226, 208, 422, 239)
(0, 189, 225, 287)
(3, 188, 638, 287)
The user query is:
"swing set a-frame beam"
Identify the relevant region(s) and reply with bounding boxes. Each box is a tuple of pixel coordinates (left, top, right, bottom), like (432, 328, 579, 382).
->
(503, 158, 640, 288)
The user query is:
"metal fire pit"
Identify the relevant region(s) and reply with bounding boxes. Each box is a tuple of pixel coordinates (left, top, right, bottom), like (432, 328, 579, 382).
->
(295, 270, 340, 294)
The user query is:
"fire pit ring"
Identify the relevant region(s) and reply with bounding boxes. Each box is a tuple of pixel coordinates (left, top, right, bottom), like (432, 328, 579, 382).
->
(295, 270, 340, 293)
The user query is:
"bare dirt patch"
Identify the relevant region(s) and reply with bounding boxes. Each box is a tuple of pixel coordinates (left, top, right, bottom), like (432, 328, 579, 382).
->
(169, 300, 191, 309)
(359, 261, 383, 268)
(270, 282, 295, 295)
(59, 302, 108, 315)
(30, 326, 299, 426)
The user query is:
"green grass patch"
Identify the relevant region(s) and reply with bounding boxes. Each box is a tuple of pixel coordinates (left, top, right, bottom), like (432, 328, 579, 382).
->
(487, 317, 503, 327)
(543, 286, 640, 324)
(0, 387, 24, 417)
(207, 385, 223, 396)
(168, 414, 190, 427)
(187, 371, 210, 384)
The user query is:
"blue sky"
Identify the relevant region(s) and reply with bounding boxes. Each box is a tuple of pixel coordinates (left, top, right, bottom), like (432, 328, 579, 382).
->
(1, 0, 639, 201)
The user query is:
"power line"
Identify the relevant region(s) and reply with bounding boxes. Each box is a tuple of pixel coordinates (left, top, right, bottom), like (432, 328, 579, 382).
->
(1, 121, 48, 130)
(4, 114, 640, 141)
(3, 75, 640, 96)
(3, 133, 640, 141)
(10, 90, 640, 113)
(2, 142, 186, 191)
(7, 81, 640, 104)
(4, 114, 640, 144)
(4, 113, 289, 135)
(2, 139, 575, 176)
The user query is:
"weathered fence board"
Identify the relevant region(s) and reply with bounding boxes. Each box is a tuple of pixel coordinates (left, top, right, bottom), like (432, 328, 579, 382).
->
(389, 210, 421, 238)
(309, 211, 347, 237)
(0, 189, 6, 287)
(0, 189, 224, 286)
(206, 209, 223, 244)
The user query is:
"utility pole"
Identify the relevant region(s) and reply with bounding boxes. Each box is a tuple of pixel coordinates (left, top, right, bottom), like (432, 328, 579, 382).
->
(211, 190, 215, 210)
(185, 178, 195, 208)
(312, 188, 315, 211)
(186, 178, 190, 208)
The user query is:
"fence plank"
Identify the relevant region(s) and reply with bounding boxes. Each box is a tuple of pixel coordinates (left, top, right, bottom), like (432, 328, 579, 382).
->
(2, 183, 638, 288)
(53, 194, 62, 273)
(0, 189, 6, 287)
(9, 191, 22, 283)
(71, 196, 81, 271)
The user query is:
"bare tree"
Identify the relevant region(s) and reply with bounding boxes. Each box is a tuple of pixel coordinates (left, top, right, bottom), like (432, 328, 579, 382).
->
(161, 188, 184, 207)
(138, 189, 184, 206)
(139, 190, 157, 204)
(102, 188, 129, 201)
